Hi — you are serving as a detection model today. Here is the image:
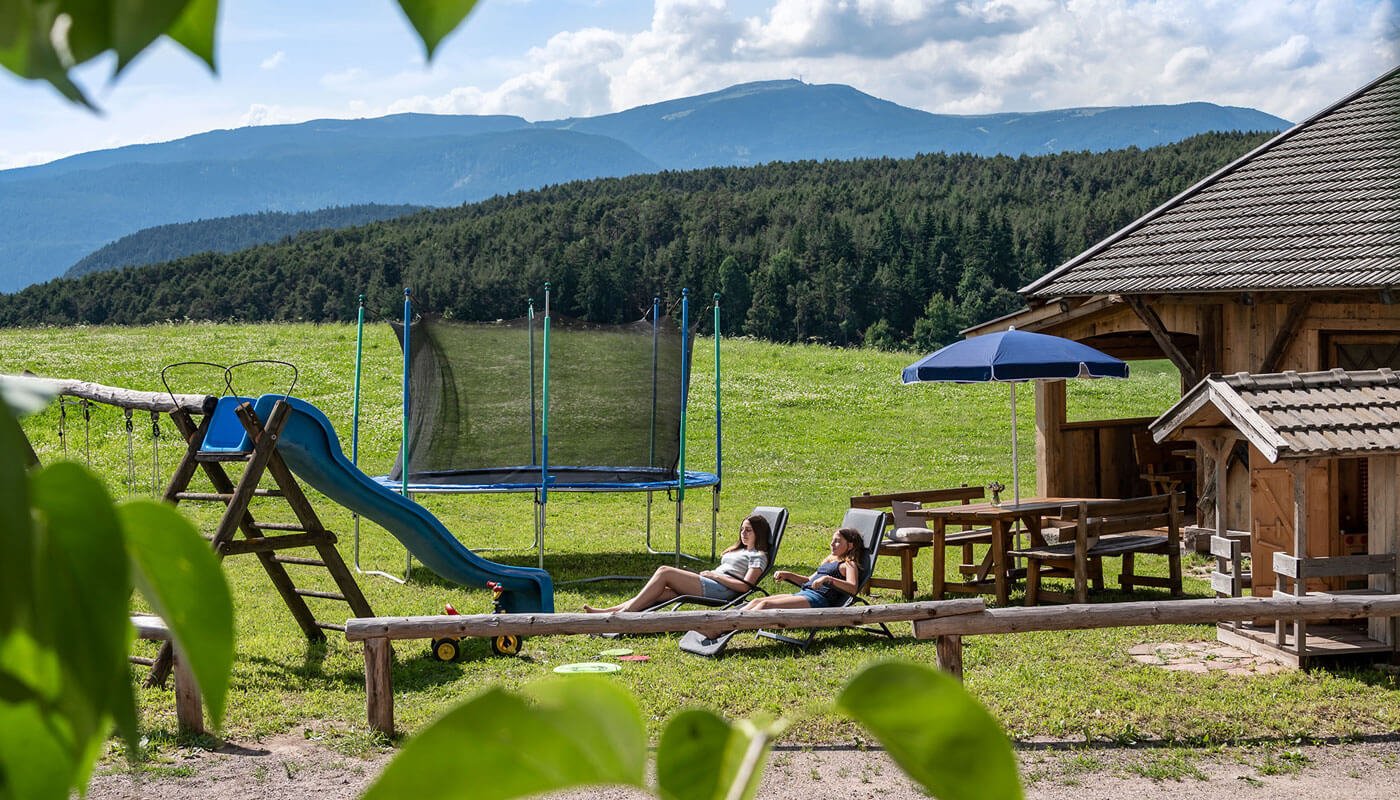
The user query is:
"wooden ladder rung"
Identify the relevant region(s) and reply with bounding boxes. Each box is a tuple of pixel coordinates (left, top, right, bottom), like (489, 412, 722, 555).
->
(218, 532, 333, 556)
(253, 522, 311, 532)
(195, 452, 253, 462)
(175, 489, 285, 502)
(314, 621, 347, 632)
(295, 589, 347, 602)
(129, 656, 156, 666)
(273, 555, 327, 567)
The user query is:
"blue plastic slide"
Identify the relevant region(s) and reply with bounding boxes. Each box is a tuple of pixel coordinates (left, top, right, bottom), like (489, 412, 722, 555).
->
(246, 395, 554, 613)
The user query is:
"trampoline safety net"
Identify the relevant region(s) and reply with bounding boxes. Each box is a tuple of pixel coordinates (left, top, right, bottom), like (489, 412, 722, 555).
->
(389, 314, 693, 487)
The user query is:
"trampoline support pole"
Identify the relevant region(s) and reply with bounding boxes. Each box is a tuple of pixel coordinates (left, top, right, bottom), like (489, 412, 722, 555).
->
(401, 288, 414, 580)
(352, 294, 405, 584)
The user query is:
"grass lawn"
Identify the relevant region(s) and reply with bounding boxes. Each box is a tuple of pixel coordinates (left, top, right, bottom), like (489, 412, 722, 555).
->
(6, 323, 1399, 752)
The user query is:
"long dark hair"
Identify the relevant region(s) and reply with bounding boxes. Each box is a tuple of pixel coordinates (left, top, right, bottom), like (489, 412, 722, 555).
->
(722, 514, 772, 555)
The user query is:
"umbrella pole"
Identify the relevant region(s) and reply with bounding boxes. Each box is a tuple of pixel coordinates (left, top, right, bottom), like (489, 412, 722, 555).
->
(1011, 382, 1023, 560)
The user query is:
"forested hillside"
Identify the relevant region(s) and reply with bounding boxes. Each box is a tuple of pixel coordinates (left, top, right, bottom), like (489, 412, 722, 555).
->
(65, 204, 424, 278)
(0, 131, 1270, 349)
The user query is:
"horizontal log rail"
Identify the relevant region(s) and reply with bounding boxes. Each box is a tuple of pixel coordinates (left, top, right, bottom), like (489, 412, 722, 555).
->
(349, 599, 988, 735)
(346, 599, 987, 642)
(913, 593, 1400, 638)
(2, 374, 215, 414)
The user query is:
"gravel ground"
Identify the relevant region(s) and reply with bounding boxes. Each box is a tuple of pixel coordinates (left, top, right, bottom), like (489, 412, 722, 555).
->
(88, 733, 1400, 800)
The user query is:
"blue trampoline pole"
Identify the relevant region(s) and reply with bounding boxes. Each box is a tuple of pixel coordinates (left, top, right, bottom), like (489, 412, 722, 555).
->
(712, 292, 722, 560)
(646, 296, 659, 554)
(675, 289, 690, 566)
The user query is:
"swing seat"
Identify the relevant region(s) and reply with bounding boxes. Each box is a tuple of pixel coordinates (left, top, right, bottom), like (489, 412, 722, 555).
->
(199, 396, 257, 454)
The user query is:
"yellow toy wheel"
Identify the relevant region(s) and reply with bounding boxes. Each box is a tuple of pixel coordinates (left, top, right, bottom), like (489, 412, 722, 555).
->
(492, 634, 522, 656)
(432, 638, 460, 662)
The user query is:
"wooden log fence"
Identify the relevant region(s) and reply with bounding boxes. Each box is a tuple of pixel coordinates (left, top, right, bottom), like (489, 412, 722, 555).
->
(346, 594, 1400, 736)
(1, 374, 215, 414)
(345, 600, 987, 735)
(914, 594, 1400, 673)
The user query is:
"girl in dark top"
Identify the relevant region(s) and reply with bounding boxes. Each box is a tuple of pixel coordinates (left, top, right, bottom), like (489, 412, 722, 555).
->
(584, 514, 772, 613)
(741, 527, 864, 611)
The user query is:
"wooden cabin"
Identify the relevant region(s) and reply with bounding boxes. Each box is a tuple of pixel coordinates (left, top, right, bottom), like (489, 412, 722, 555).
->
(960, 64, 1400, 663)
(1149, 369, 1399, 666)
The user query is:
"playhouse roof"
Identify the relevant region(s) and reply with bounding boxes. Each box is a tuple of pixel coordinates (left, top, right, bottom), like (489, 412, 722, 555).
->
(1022, 65, 1400, 300)
(1150, 368, 1400, 462)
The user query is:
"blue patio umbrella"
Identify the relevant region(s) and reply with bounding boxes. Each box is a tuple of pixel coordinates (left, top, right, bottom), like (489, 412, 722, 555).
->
(902, 327, 1128, 505)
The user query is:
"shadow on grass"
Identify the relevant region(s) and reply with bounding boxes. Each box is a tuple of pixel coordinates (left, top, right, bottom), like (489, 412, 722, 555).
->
(401, 550, 718, 590)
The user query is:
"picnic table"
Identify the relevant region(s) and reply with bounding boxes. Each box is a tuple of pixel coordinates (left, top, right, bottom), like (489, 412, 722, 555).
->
(912, 498, 1103, 605)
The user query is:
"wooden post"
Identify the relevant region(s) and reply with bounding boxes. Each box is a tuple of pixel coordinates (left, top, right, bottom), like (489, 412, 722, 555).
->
(1290, 459, 1309, 657)
(171, 648, 204, 736)
(935, 635, 963, 680)
(1034, 380, 1066, 498)
(364, 638, 394, 736)
(1368, 456, 1398, 647)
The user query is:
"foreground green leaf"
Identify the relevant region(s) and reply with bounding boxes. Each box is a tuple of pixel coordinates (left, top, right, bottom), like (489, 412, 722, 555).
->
(112, 0, 198, 72)
(838, 661, 1022, 800)
(120, 500, 234, 729)
(164, 0, 217, 69)
(394, 0, 478, 59)
(0, 0, 93, 105)
(0, 402, 35, 635)
(656, 709, 785, 800)
(364, 678, 647, 800)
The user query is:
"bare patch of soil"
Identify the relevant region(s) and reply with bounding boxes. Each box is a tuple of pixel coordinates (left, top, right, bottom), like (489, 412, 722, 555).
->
(87, 734, 1400, 799)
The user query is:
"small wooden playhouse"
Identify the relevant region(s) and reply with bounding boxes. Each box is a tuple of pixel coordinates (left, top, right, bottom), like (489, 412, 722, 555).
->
(1150, 369, 1400, 666)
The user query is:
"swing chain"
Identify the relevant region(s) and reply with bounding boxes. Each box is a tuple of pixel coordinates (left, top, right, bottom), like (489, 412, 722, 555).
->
(124, 408, 136, 497)
(150, 410, 162, 499)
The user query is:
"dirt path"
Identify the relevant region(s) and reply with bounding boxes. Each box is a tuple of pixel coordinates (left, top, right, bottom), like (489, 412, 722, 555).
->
(89, 734, 1400, 799)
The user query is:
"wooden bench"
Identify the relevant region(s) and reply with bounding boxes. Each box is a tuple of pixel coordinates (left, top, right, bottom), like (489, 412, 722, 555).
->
(851, 486, 987, 600)
(1009, 494, 1184, 605)
(131, 615, 205, 735)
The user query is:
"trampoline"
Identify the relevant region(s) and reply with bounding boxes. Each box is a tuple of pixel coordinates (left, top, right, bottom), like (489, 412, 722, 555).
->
(351, 285, 724, 581)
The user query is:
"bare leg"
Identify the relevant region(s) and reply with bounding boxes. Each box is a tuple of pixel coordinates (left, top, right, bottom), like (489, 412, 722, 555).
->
(584, 566, 707, 613)
(742, 593, 813, 611)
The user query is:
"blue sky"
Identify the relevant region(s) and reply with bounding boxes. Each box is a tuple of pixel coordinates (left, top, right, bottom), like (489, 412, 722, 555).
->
(2, 0, 1397, 170)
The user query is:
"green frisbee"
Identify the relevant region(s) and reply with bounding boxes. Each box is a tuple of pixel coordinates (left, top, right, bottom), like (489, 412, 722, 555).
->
(553, 662, 622, 674)
(599, 647, 633, 657)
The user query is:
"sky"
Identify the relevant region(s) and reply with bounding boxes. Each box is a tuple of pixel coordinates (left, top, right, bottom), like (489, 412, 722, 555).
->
(2, 0, 1397, 171)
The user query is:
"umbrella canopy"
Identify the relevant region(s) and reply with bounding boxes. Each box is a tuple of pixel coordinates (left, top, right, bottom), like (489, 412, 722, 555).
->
(901, 328, 1128, 505)
(902, 328, 1129, 384)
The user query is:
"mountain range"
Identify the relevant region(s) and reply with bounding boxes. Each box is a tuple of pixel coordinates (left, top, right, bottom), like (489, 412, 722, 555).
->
(0, 79, 1290, 292)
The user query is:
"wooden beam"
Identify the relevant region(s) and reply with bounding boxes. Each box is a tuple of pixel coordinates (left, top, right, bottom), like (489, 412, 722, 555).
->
(1126, 296, 1199, 386)
(364, 638, 394, 735)
(935, 635, 964, 680)
(0, 374, 215, 414)
(911, 594, 1400, 638)
(1259, 298, 1311, 373)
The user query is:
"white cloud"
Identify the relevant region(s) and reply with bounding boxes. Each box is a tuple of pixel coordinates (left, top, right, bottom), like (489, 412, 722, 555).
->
(260, 50, 286, 70)
(372, 0, 1397, 125)
(241, 104, 303, 126)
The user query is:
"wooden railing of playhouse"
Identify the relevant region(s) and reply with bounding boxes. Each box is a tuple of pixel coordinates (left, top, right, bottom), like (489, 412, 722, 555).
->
(345, 593, 1400, 735)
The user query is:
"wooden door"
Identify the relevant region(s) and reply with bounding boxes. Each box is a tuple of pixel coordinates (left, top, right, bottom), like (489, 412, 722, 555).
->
(1250, 452, 1334, 595)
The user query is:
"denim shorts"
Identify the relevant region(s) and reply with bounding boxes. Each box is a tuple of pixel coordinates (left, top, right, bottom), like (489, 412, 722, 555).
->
(796, 588, 836, 608)
(699, 576, 740, 601)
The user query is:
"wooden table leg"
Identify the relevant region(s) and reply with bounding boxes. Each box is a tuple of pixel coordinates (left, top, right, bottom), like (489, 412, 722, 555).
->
(992, 519, 1008, 605)
(900, 549, 915, 600)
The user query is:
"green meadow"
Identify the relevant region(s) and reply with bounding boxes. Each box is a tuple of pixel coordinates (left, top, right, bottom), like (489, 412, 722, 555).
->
(6, 323, 1399, 750)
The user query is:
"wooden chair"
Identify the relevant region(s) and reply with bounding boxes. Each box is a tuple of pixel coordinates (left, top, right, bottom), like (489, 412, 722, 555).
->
(850, 486, 989, 599)
(1010, 494, 1184, 605)
(1132, 429, 1195, 499)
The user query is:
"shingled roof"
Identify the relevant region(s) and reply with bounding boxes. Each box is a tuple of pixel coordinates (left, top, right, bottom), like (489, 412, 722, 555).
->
(1024, 65, 1400, 299)
(1150, 368, 1400, 462)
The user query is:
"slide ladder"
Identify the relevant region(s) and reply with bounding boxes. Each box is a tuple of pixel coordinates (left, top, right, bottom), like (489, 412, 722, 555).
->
(144, 397, 373, 686)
